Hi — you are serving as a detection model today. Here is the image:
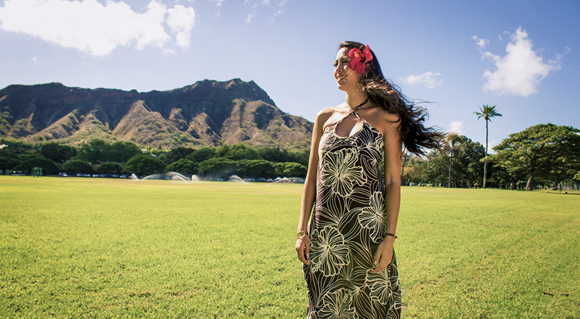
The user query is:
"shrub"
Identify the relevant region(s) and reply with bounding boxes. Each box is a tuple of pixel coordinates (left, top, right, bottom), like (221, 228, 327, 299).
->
(124, 154, 166, 175)
(62, 159, 93, 174)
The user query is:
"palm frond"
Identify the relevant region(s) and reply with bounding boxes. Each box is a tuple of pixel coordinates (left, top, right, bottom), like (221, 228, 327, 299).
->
(475, 104, 502, 122)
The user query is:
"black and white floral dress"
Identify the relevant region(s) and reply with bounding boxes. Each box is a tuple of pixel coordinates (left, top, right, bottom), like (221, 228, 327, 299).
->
(303, 110, 401, 319)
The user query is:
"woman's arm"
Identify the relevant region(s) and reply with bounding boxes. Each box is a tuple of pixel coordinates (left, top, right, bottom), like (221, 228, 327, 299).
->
(295, 110, 330, 265)
(373, 119, 403, 273)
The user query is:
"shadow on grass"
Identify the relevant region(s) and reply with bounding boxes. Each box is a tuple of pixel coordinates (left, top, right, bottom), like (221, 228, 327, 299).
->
(546, 192, 580, 196)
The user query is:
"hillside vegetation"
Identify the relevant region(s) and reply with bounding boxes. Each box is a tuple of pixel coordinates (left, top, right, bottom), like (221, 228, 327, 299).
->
(0, 79, 313, 150)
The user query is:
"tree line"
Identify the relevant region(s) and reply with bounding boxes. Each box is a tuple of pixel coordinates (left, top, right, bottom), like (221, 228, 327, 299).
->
(2, 120, 579, 189)
(402, 105, 579, 191)
(0, 140, 309, 180)
(402, 123, 580, 190)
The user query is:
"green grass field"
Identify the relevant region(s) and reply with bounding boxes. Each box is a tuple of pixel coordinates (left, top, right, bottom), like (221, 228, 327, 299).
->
(1, 176, 578, 318)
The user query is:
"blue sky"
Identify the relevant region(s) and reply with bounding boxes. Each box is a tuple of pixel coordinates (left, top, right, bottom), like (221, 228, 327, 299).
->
(0, 0, 578, 151)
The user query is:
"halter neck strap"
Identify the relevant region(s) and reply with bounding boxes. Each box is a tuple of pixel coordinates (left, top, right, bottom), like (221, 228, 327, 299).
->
(348, 96, 370, 120)
(333, 96, 371, 126)
(349, 96, 370, 112)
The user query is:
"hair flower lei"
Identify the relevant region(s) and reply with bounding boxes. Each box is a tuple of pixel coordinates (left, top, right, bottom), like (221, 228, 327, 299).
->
(348, 45, 373, 75)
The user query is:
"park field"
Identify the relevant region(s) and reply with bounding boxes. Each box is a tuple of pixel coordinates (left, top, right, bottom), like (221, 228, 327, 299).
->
(0, 176, 579, 318)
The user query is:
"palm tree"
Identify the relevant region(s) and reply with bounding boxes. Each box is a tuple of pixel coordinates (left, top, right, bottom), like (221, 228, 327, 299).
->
(474, 105, 502, 188)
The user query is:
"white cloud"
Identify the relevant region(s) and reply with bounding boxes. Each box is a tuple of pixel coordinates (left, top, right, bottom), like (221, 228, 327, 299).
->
(448, 121, 464, 135)
(471, 35, 488, 49)
(401, 71, 442, 89)
(166, 5, 196, 48)
(477, 27, 566, 96)
(0, 0, 196, 57)
(209, 0, 225, 7)
(246, 13, 254, 23)
(278, 0, 286, 6)
(32, 57, 38, 64)
(262, 0, 271, 5)
(270, 9, 282, 22)
(162, 48, 175, 55)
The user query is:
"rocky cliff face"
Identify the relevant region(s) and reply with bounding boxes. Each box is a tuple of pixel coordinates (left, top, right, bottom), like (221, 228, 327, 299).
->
(0, 79, 313, 149)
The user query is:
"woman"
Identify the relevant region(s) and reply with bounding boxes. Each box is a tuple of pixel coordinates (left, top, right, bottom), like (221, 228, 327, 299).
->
(295, 41, 442, 318)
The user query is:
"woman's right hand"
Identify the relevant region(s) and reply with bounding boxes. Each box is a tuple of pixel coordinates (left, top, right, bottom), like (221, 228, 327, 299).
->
(295, 235, 310, 265)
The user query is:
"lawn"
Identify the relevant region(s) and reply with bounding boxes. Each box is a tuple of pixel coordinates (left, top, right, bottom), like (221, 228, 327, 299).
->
(0, 176, 578, 318)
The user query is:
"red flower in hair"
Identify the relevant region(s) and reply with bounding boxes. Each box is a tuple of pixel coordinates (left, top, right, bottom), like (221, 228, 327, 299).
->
(348, 45, 373, 75)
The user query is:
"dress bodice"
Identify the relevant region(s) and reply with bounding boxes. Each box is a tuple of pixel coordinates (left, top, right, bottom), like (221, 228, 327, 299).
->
(317, 112, 385, 207)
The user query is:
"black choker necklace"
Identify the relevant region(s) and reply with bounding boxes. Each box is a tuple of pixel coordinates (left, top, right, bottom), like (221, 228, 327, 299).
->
(348, 96, 370, 111)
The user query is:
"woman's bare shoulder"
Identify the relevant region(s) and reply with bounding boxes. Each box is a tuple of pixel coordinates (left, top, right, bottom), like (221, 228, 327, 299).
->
(379, 107, 400, 124)
(316, 105, 343, 118)
(315, 105, 344, 128)
(373, 108, 400, 138)
(364, 106, 399, 132)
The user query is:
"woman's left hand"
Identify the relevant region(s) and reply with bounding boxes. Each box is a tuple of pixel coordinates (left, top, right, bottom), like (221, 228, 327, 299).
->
(372, 238, 394, 273)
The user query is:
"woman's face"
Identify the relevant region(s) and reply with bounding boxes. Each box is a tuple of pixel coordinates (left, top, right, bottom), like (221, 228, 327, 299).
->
(334, 47, 362, 92)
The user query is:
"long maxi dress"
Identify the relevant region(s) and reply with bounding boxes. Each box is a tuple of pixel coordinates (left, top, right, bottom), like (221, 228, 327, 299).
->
(303, 109, 402, 319)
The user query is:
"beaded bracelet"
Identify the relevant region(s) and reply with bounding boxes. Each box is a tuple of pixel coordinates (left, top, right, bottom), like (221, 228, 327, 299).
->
(385, 233, 397, 239)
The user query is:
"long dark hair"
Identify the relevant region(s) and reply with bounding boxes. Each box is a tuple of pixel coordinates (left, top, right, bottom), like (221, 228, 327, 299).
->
(340, 41, 443, 156)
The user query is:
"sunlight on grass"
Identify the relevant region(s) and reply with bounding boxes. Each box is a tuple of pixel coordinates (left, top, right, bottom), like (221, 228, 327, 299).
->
(1, 177, 578, 318)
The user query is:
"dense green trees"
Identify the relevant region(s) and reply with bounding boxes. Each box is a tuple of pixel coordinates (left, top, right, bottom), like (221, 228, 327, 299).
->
(492, 123, 580, 190)
(0, 140, 309, 179)
(2, 142, 60, 175)
(423, 135, 485, 187)
(3, 124, 575, 186)
(257, 147, 289, 162)
(197, 157, 235, 176)
(186, 147, 215, 163)
(537, 154, 580, 189)
(177, 144, 308, 179)
(76, 140, 108, 163)
(96, 162, 124, 175)
(110, 141, 142, 163)
(401, 157, 428, 185)
(40, 143, 76, 163)
(76, 140, 141, 164)
(166, 159, 197, 175)
(257, 147, 309, 166)
(0, 151, 20, 174)
(0, 140, 34, 154)
(16, 156, 60, 175)
(124, 154, 166, 176)
(235, 159, 274, 179)
(406, 124, 579, 190)
(164, 147, 195, 164)
(451, 136, 486, 187)
(423, 150, 450, 186)
(275, 162, 307, 178)
(216, 143, 261, 160)
(62, 159, 93, 174)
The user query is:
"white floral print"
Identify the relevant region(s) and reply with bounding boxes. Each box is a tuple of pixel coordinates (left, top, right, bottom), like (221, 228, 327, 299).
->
(304, 116, 401, 318)
(310, 226, 350, 277)
(321, 148, 366, 197)
(367, 270, 391, 305)
(319, 289, 355, 319)
(357, 191, 385, 243)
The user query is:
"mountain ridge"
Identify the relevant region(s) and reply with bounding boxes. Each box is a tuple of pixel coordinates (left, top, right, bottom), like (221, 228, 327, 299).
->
(0, 79, 313, 149)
